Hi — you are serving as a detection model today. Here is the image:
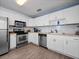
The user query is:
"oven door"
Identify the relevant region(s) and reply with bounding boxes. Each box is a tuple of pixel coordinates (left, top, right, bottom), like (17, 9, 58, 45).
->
(17, 34, 27, 44)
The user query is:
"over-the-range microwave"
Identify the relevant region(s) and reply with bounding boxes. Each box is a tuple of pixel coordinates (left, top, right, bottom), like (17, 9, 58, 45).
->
(15, 20, 26, 28)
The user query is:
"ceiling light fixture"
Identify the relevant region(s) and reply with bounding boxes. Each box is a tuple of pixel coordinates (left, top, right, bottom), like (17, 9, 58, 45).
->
(16, 0, 27, 6)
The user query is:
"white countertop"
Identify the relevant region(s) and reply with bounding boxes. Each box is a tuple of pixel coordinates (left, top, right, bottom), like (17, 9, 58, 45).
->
(29, 32, 79, 37)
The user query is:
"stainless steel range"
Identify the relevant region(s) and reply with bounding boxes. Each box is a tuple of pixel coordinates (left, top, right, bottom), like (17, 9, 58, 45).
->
(17, 34, 28, 44)
(14, 21, 28, 48)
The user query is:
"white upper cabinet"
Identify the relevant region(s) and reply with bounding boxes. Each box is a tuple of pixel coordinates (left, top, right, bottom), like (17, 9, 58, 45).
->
(27, 19, 36, 26)
(28, 5, 79, 26)
(27, 15, 49, 27)
(48, 14, 57, 25)
(9, 18, 15, 25)
(35, 15, 49, 26)
(49, 11, 66, 25)
(62, 5, 79, 24)
(49, 5, 79, 25)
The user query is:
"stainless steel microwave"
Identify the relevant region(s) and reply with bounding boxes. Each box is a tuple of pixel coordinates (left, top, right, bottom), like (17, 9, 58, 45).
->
(15, 21, 26, 28)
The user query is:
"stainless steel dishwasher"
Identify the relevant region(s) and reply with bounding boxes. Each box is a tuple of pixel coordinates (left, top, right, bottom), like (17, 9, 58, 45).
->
(39, 34, 47, 48)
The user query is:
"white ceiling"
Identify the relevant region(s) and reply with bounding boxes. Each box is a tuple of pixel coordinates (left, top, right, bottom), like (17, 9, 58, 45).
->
(0, 0, 79, 18)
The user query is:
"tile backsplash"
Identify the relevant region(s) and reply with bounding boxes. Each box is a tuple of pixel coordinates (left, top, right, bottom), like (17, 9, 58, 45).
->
(37, 25, 79, 35)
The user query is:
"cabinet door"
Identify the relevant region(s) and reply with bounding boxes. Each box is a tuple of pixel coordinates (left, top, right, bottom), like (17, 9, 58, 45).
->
(49, 15, 57, 25)
(64, 37, 79, 58)
(47, 35, 55, 50)
(28, 33, 38, 45)
(33, 18, 40, 26)
(10, 33, 16, 49)
(62, 5, 79, 24)
(28, 33, 33, 43)
(54, 36, 65, 53)
(35, 16, 49, 26)
(40, 15, 49, 26)
(47, 35, 64, 53)
(27, 19, 35, 26)
(32, 33, 38, 45)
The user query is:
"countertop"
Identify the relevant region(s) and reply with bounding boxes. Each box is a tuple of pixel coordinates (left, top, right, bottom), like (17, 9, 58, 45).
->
(29, 32, 79, 37)
(9, 31, 79, 37)
(9, 32, 16, 34)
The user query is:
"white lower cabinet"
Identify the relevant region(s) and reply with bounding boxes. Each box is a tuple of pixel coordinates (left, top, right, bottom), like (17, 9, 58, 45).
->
(10, 33, 16, 49)
(28, 33, 39, 45)
(64, 37, 79, 58)
(54, 36, 65, 53)
(47, 35, 64, 53)
(47, 35, 79, 59)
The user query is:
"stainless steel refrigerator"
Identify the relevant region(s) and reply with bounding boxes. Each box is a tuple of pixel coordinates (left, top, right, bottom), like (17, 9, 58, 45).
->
(0, 17, 9, 55)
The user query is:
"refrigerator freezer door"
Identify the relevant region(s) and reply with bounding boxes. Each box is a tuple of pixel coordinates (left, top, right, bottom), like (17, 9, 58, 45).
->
(0, 17, 7, 29)
(0, 30, 8, 55)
